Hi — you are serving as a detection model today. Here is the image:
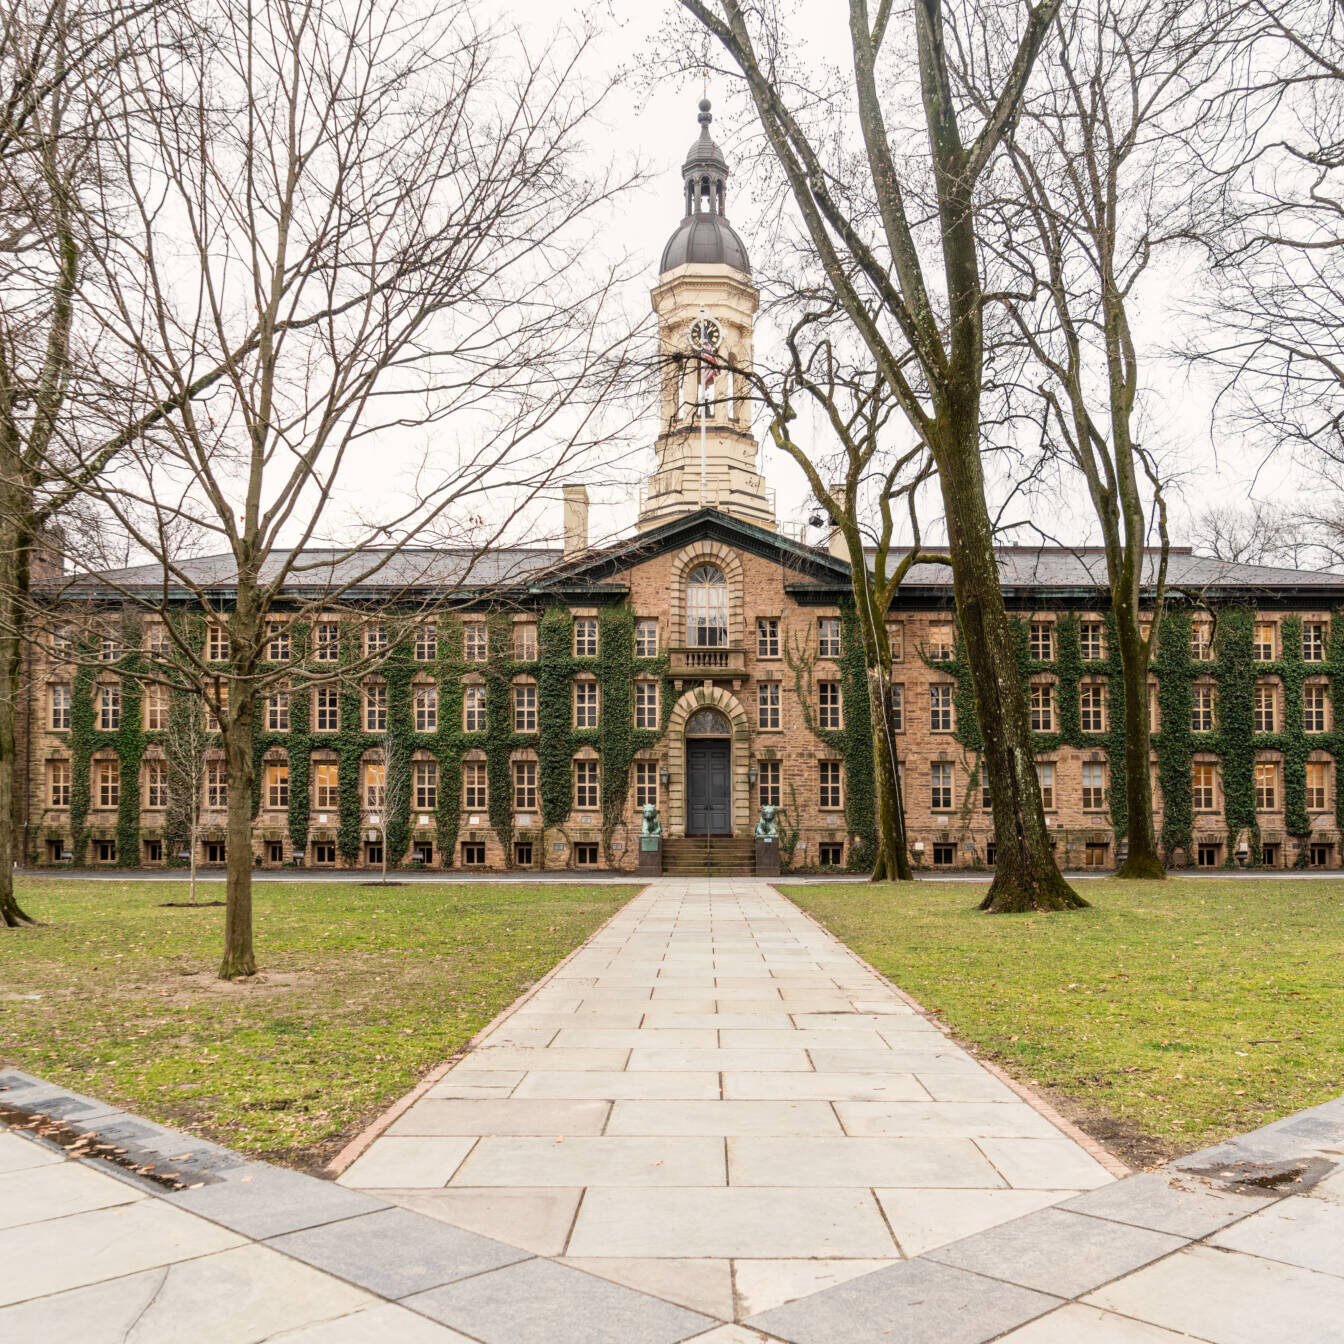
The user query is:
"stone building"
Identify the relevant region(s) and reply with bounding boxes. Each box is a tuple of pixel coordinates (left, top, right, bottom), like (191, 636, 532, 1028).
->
(18, 101, 1344, 873)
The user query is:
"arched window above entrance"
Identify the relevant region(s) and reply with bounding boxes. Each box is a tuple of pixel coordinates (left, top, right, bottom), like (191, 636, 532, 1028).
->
(687, 565, 728, 647)
(686, 706, 731, 737)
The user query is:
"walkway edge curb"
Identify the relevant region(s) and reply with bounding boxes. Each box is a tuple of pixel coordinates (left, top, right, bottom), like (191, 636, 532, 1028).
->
(325, 883, 649, 1177)
(769, 883, 1132, 1181)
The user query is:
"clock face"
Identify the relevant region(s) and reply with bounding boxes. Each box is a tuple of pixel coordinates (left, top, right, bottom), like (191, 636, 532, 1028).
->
(688, 317, 722, 351)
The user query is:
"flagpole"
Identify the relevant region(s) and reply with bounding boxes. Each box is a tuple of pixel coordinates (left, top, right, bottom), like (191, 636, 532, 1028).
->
(699, 304, 708, 507)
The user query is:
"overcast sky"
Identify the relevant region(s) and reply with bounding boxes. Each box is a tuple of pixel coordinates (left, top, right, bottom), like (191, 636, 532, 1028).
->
(492, 1, 1282, 556)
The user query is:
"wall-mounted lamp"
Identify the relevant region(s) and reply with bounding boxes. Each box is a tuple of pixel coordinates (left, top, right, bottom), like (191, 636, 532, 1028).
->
(659, 766, 670, 786)
(748, 764, 758, 785)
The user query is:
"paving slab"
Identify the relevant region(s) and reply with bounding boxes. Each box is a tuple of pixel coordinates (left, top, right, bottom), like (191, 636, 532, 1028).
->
(1208, 1193, 1344, 1275)
(0, 1157, 145, 1228)
(337, 1136, 476, 1188)
(386, 1098, 610, 1137)
(0, 1129, 62, 1173)
(383, 1186, 582, 1255)
(835, 1101, 1060, 1139)
(875, 1188, 1073, 1257)
(606, 1100, 843, 1136)
(513, 1070, 721, 1100)
(450, 1135, 727, 1187)
(731, 1258, 895, 1317)
(728, 1136, 1005, 1188)
(1057, 1169, 1275, 1238)
(558, 1256, 736, 1319)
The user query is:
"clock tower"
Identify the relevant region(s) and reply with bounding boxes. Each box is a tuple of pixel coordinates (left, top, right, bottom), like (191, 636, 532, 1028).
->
(637, 99, 776, 532)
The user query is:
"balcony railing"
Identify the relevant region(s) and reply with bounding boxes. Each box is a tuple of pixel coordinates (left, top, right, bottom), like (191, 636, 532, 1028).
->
(669, 645, 746, 677)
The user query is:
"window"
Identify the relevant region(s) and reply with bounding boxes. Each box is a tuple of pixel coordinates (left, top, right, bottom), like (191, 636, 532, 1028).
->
(314, 762, 339, 809)
(1253, 684, 1277, 732)
(414, 623, 437, 661)
(889, 622, 904, 663)
(206, 760, 227, 809)
(464, 761, 488, 809)
(365, 623, 387, 657)
(1306, 761, 1330, 811)
(100, 631, 121, 662)
(414, 760, 438, 809)
(985, 841, 997, 866)
(47, 760, 71, 807)
(574, 842, 599, 867)
(1303, 621, 1327, 662)
(513, 760, 537, 810)
(362, 682, 384, 736)
(635, 619, 659, 658)
(204, 682, 228, 732)
(756, 681, 780, 730)
(932, 842, 955, 867)
(817, 617, 841, 659)
(265, 761, 289, 809)
(1036, 762, 1056, 811)
(574, 758, 599, 809)
(757, 618, 780, 659)
(635, 761, 659, 808)
(686, 568, 726, 648)
(1029, 682, 1055, 732)
(1304, 684, 1328, 733)
(143, 683, 168, 731)
(98, 684, 121, 731)
(414, 685, 438, 732)
(207, 625, 230, 661)
(144, 759, 168, 809)
(1080, 683, 1106, 733)
(464, 684, 487, 732)
(1262, 842, 1281, 868)
(1082, 761, 1106, 811)
(514, 623, 538, 661)
(635, 681, 660, 730)
(366, 841, 383, 866)
(1252, 622, 1276, 661)
(514, 841, 534, 867)
(1029, 621, 1055, 660)
(364, 761, 385, 809)
(314, 842, 336, 865)
(573, 616, 598, 657)
(819, 760, 843, 809)
(758, 759, 781, 808)
(1192, 684, 1216, 732)
(1197, 843, 1220, 868)
(146, 839, 164, 863)
(96, 759, 120, 808)
(930, 761, 953, 810)
(1148, 680, 1160, 733)
(890, 684, 904, 732)
(95, 840, 116, 864)
(464, 623, 488, 661)
(981, 777, 993, 811)
(573, 680, 599, 729)
(513, 682, 537, 732)
(461, 841, 486, 867)
(49, 683, 71, 730)
(412, 841, 434, 865)
(1309, 842, 1333, 868)
(315, 686, 340, 732)
(928, 623, 954, 661)
(204, 841, 226, 864)
(1255, 761, 1278, 810)
(143, 625, 167, 659)
(1191, 621, 1213, 661)
(818, 680, 841, 730)
(819, 842, 846, 867)
(930, 684, 954, 732)
(266, 691, 290, 732)
(1079, 621, 1106, 661)
(1084, 842, 1110, 868)
(1192, 763, 1217, 811)
(314, 622, 340, 662)
(265, 622, 290, 661)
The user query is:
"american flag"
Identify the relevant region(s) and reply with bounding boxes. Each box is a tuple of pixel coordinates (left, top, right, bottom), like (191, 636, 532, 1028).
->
(701, 345, 719, 388)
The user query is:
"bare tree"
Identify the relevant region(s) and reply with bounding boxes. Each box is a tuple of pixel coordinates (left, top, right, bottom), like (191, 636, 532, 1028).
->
(972, 0, 1233, 877)
(676, 0, 1084, 910)
(162, 684, 210, 904)
(70, 0, 636, 975)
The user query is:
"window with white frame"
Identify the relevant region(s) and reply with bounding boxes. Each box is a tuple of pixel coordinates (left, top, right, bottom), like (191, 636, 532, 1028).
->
(1036, 761, 1056, 810)
(686, 569, 726, 648)
(818, 680, 841, 729)
(513, 682, 537, 731)
(98, 683, 121, 731)
(635, 619, 659, 658)
(463, 684, 486, 732)
(266, 690, 290, 732)
(414, 623, 437, 661)
(819, 760, 842, 809)
(573, 616, 598, 657)
(573, 758, 599, 808)
(414, 685, 438, 732)
(758, 759, 780, 808)
(930, 761, 953, 810)
(758, 681, 780, 729)
(930, 684, 954, 732)
(635, 680, 659, 730)
(513, 759, 537, 810)
(817, 617, 841, 658)
(363, 682, 386, 732)
(464, 623, 487, 661)
(1081, 761, 1106, 810)
(757, 618, 779, 658)
(315, 686, 340, 732)
(573, 680, 599, 729)
(634, 760, 658, 808)
(49, 682, 70, 730)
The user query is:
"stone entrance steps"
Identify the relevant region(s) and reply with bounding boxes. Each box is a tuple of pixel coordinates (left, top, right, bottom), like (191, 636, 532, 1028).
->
(662, 836, 756, 876)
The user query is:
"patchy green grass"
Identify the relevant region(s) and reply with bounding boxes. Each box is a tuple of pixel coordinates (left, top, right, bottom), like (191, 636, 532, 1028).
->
(1, 878, 634, 1169)
(786, 878, 1344, 1165)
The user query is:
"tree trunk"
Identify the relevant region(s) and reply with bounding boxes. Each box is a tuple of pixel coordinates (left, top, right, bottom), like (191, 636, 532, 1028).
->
(937, 423, 1086, 913)
(1114, 608, 1164, 878)
(0, 522, 36, 927)
(868, 668, 912, 882)
(219, 678, 257, 978)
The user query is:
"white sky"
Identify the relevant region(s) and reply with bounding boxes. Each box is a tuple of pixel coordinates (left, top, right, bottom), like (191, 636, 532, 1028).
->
(478, 1, 1283, 555)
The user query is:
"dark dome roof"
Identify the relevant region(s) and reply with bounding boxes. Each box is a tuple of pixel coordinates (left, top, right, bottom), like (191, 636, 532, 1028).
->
(659, 212, 752, 274)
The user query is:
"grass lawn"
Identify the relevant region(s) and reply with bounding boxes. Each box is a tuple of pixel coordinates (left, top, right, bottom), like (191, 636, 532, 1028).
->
(1, 878, 635, 1170)
(787, 877, 1344, 1166)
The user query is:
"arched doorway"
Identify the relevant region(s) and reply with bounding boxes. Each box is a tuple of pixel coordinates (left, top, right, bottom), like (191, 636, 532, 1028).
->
(685, 706, 732, 835)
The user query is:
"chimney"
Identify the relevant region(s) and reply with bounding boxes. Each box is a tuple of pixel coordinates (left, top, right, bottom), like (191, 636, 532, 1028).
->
(562, 485, 589, 556)
(826, 483, 848, 561)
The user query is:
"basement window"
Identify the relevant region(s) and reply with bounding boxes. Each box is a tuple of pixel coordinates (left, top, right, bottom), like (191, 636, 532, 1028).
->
(819, 842, 845, 867)
(313, 842, 336, 865)
(514, 841, 534, 867)
(95, 840, 116, 864)
(462, 842, 486, 867)
(1196, 843, 1221, 868)
(931, 843, 955, 867)
(574, 842, 599, 867)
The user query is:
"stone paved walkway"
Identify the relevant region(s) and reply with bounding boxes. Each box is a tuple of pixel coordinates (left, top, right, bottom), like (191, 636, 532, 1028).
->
(338, 877, 1116, 1321)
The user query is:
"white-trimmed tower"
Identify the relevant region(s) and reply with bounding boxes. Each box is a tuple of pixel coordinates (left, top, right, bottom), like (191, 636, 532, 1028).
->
(638, 99, 776, 532)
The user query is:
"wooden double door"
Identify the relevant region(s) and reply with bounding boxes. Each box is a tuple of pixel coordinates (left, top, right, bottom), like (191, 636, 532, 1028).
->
(686, 738, 732, 835)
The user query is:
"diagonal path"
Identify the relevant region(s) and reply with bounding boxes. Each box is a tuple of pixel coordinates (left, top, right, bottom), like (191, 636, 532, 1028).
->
(340, 877, 1118, 1323)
